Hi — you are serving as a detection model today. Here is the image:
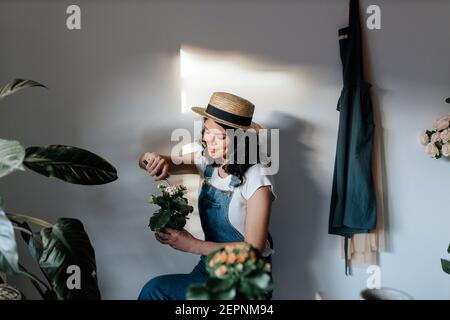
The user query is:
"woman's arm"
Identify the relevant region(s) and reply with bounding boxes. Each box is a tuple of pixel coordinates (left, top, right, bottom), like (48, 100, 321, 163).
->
(243, 185, 272, 251)
(156, 186, 273, 255)
(138, 151, 198, 180)
(195, 185, 272, 254)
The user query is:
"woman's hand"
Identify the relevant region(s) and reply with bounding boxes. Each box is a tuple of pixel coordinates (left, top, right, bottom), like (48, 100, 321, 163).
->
(155, 228, 199, 253)
(139, 152, 170, 181)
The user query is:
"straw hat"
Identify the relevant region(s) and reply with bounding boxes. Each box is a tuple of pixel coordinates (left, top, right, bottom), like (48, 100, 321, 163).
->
(191, 92, 262, 131)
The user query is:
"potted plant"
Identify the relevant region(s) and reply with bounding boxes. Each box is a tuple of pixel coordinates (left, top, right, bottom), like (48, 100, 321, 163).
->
(0, 79, 118, 299)
(186, 243, 273, 300)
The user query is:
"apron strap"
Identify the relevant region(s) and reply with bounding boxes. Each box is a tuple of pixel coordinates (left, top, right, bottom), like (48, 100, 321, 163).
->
(344, 235, 350, 276)
(229, 174, 242, 187)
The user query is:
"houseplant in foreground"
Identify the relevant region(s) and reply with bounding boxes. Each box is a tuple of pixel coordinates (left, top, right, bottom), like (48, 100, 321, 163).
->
(186, 243, 273, 300)
(0, 79, 118, 299)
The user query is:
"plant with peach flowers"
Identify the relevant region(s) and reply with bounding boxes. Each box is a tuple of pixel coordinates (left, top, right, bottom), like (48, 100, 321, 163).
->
(186, 243, 273, 300)
(420, 113, 450, 159)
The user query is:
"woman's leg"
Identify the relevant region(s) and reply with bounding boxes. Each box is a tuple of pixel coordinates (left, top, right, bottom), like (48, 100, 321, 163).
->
(138, 259, 207, 300)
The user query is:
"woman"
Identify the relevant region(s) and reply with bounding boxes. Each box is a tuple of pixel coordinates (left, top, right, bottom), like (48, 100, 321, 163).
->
(137, 92, 276, 300)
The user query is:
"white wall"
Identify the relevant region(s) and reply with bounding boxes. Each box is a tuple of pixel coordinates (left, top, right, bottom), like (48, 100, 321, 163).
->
(0, 0, 449, 299)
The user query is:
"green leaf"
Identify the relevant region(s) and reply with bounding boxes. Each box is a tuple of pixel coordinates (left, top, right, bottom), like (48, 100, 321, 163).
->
(38, 218, 101, 300)
(149, 210, 171, 231)
(447, 243, 450, 254)
(0, 208, 19, 273)
(187, 282, 236, 300)
(186, 284, 210, 300)
(0, 139, 26, 179)
(237, 279, 253, 298)
(168, 214, 186, 230)
(23, 145, 118, 185)
(18, 263, 54, 299)
(155, 196, 168, 208)
(207, 277, 236, 293)
(441, 259, 450, 275)
(16, 221, 43, 263)
(179, 205, 194, 216)
(246, 273, 272, 290)
(0, 79, 47, 99)
(237, 278, 268, 300)
(16, 221, 57, 299)
(210, 287, 236, 300)
(6, 213, 53, 229)
(172, 197, 187, 207)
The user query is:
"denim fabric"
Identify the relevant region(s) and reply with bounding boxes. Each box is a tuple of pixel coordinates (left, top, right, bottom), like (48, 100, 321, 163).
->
(138, 257, 208, 300)
(138, 165, 273, 300)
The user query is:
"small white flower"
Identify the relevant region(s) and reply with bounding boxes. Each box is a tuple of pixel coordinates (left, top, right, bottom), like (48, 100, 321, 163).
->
(163, 184, 187, 197)
(166, 186, 175, 196)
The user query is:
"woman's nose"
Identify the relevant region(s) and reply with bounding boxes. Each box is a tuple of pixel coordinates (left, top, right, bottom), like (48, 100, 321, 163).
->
(205, 134, 215, 144)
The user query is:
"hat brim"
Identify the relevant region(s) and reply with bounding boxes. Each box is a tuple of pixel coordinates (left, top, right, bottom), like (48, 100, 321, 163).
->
(191, 106, 263, 131)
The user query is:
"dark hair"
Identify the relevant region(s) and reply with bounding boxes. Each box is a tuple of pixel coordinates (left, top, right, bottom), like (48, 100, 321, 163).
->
(201, 119, 261, 186)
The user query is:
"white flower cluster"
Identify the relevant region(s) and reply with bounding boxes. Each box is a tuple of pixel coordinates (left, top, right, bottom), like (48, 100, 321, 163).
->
(158, 183, 187, 197)
(421, 113, 450, 158)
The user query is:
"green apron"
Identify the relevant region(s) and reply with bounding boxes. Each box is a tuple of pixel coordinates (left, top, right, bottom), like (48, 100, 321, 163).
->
(329, 0, 377, 275)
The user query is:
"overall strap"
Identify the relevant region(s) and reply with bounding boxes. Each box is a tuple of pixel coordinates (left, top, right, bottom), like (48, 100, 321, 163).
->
(229, 174, 242, 187)
(204, 164, 214, 178)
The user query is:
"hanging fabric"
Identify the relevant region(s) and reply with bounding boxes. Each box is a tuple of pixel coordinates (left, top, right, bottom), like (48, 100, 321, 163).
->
(339, 101, 386, 269)
(329, 0, 377, 275)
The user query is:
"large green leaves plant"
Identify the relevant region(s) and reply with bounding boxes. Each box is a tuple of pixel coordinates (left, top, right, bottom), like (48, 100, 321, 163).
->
(0, 79, 46, 99)
(0, 139, 25, 179)
(0, 79, 118, 299)
(38, 218, 100, 299)
(0, 200, 19, 273)
(24, 145, 117, 185)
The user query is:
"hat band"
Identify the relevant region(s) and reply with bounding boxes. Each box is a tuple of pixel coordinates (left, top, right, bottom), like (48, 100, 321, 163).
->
(205, 104, 252, 126)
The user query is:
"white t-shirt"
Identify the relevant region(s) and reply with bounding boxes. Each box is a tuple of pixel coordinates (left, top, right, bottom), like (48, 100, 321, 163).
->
(194, 153, 276, 257)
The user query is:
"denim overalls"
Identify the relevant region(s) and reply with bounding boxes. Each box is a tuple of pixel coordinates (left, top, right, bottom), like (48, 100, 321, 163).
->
(138, 164, 273, 300)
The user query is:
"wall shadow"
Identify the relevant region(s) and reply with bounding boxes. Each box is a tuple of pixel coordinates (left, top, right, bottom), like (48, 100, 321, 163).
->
(263, 111, 324, 299)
